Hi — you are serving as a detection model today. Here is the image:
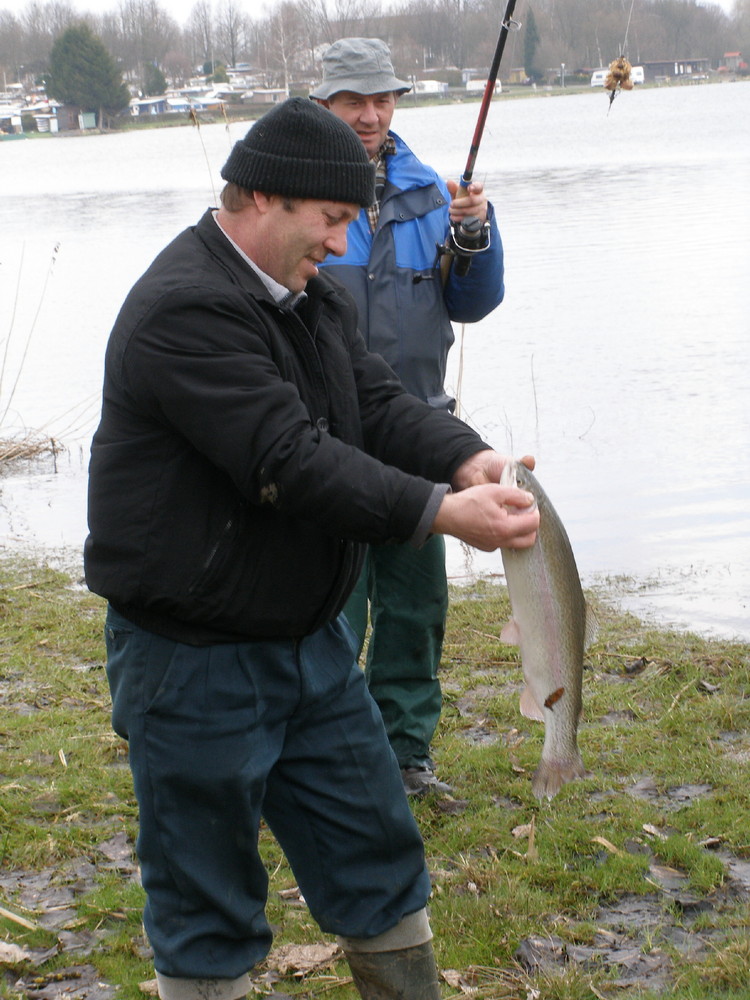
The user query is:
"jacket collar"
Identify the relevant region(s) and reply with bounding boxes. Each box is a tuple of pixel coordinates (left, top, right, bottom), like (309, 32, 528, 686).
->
(384, 131, 438, 192)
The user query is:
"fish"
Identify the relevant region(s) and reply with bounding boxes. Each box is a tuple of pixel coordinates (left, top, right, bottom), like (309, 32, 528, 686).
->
(499, 460, 597, 800)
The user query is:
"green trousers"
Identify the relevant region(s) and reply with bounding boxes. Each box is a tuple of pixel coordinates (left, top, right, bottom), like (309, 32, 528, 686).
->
(343, 536, 448, 768)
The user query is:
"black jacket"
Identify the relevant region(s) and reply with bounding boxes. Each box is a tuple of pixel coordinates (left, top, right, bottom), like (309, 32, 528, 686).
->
(84, 209, 489, 644)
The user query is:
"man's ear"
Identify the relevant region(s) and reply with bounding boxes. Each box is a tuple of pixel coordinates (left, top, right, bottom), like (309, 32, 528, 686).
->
(252, 191, 275, 214)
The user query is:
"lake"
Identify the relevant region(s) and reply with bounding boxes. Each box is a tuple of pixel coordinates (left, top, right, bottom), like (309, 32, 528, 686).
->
(1, 82, 749, 639)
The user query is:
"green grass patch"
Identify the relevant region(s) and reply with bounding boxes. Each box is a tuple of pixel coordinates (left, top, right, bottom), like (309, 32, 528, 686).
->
(1, 557, 749, 998)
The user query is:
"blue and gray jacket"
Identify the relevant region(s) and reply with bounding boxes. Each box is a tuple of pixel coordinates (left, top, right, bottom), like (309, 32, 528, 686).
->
(320, 131, 504, 410)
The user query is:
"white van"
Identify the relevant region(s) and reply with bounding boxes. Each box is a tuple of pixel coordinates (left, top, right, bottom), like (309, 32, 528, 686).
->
(465, 78, 502, 95)
(591, 65, 645, 86)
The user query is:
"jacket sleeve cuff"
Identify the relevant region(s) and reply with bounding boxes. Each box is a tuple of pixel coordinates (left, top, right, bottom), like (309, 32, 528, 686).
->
(410, 484, 451, 548)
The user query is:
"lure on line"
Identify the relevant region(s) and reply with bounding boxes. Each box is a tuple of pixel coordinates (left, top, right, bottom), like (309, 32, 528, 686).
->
(605, 56, 633, 110)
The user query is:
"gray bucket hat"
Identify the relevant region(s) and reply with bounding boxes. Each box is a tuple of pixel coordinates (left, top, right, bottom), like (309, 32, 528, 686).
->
(310, 38, 412, 100)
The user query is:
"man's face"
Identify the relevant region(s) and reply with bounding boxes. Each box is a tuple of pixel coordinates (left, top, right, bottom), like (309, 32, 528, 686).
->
(258, 196, 361, 293)
(324, 91, 398, 159)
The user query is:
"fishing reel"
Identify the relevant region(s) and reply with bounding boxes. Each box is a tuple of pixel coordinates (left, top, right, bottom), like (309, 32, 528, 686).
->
(439, 215, 491, 277)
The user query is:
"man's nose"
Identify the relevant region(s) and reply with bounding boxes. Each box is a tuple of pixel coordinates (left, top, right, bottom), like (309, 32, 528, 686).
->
(359, 100, 378, 123)
(325, 227, 349, 257)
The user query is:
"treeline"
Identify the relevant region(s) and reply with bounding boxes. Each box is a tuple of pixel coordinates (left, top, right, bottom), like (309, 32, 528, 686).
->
(0, 0, 746, 97)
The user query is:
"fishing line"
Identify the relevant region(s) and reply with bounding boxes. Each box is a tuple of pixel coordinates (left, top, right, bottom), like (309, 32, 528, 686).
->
(191, 103, 243, 204)
(448, 0, 517, 416)
(190, 106, 218, 204)
(605, 0, 638, 110)
(621, 0, 637, 56)
(1, 243, 25, 405)
(452, 169, 490, 420)
(0, 243, 60, 429)
(221, 100, 233, 147)
(454, 322, 466, 420)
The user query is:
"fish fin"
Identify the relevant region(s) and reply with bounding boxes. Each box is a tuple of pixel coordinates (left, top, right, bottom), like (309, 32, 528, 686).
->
(583, 602, 599, 650)
(531, 753, 589, 800)
(520, 685, 545, 723)
(500, 618, 522, 645)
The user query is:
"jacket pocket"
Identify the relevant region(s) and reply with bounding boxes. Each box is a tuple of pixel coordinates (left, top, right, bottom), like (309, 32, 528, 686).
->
(186, 506, 245, 600)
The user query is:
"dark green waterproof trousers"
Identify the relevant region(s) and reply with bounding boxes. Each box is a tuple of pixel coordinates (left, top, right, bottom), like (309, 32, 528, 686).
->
(343, 535, 448, 768)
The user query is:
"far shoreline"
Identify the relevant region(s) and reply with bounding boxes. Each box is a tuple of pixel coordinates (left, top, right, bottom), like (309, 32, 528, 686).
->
(10, 74, 745, 141)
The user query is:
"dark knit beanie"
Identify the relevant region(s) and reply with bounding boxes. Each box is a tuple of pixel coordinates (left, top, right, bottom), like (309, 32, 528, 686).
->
(221, 97, 374, 207)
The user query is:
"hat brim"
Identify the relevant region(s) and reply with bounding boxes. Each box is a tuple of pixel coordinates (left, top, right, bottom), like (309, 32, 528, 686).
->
(310, 74, 412, 100)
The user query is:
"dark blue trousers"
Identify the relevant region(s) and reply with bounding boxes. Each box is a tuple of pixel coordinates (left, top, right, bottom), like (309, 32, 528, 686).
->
(104, 606, 431, 980)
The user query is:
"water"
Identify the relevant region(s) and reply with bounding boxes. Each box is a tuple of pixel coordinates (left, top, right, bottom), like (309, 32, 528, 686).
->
(1, 83, 749, 639)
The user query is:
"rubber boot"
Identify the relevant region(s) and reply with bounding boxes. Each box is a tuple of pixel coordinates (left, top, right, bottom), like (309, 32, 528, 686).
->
(344, 940, 442, 999)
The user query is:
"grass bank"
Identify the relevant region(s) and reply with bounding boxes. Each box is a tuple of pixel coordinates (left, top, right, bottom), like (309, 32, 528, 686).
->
(1, 556, 749, 999)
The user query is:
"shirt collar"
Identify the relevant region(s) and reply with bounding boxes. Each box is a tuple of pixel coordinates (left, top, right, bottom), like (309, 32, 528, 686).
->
(371, 135, 397, 165)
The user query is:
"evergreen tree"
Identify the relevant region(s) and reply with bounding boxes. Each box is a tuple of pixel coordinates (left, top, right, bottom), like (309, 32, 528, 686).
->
(47, 23, 130, 127)
(523, 6, 541, 82)
(144, 62, 167, 96)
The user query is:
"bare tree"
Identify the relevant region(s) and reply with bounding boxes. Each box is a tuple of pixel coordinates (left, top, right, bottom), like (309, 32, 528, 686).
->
(328, 0, 383, 41)
(262, 1, 306, 89)
(296, 0, 331, 64)
(0, 11, 24, 81)
(162, 46, 195, 84)
(110, 0, 180, 82)
(0, 0, 745, 108)
(397, 0, 451, 69)
(17, 1, 80, 78)
(216, 0, 248, 67)
(188, 0, 215, 69)
(734, 0, 750, 65)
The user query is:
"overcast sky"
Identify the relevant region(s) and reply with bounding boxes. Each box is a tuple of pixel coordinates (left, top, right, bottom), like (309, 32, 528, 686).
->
(0, 0, 738, 29)
(1, 0, 271, 24)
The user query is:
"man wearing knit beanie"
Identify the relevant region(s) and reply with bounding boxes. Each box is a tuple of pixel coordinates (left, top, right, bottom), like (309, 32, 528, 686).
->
(85, 97, 539, 1000)
(221, 96, 374, 206)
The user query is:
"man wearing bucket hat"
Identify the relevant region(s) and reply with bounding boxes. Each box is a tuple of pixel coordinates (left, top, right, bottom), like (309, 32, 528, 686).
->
(311, 38, 506, 797)
(85, 97, 537, 1000)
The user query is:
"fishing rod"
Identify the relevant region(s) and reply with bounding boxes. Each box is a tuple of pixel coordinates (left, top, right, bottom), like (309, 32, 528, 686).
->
(441, 0, 521, 278)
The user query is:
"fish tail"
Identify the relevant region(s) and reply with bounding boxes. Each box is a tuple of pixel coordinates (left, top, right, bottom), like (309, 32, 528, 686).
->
(531, 753, 588, 801)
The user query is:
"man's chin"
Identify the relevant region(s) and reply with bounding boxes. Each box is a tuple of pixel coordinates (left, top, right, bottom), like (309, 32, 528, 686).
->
(291, 264, 316, 292)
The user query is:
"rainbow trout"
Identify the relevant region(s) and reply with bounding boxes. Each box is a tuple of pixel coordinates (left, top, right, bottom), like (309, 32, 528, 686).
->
(499, 460, 596, 799)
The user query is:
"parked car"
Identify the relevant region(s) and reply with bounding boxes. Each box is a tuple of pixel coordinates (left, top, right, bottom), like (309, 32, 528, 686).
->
(591, 65, 645, 86)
